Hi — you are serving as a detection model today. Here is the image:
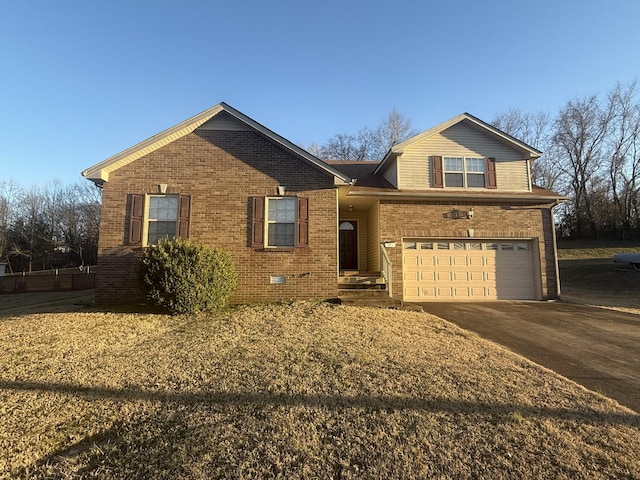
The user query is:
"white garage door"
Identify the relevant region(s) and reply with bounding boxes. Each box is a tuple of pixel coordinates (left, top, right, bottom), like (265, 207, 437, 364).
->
(403, 240, 536, 301)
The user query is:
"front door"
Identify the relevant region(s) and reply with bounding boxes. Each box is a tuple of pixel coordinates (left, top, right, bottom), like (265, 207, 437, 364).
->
(339, 221, 358, 270)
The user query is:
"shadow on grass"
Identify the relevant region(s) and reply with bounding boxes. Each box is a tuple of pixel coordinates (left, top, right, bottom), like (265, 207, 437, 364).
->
(0, 290, 171, 317)
(2, 378, 638, 427)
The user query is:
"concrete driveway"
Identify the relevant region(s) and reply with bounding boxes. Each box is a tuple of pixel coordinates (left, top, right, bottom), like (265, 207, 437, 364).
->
(418, 301, 640, 413)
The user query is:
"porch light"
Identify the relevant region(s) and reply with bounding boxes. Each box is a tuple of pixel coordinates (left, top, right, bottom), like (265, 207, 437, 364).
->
(467, 208, 474, 219)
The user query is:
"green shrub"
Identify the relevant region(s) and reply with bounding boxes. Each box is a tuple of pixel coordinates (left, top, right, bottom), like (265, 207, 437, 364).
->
(139, 238, 237, 314)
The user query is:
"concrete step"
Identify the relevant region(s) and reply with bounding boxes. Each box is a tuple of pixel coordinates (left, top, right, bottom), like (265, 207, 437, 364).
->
(338, 275, 385, 289)
(338, 288, 401, 307)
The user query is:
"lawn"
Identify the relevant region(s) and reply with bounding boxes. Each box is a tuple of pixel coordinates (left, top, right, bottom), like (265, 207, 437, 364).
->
(558, 239, 640, 312)
(1, 301, 638, 479)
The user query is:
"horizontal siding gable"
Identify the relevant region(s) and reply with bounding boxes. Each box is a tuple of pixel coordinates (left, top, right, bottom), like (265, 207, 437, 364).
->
(198, 111, 253, 131)
(398, 121, 530, 191)
(381, 158, 398, 187)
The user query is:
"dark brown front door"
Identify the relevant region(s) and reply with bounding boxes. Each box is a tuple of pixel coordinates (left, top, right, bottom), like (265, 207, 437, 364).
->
(339, 222, 358, 270)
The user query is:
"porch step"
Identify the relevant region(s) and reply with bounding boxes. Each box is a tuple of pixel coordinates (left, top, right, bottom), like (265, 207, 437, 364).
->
(338, 273, 385, 289)
(338, 288, 401, 308)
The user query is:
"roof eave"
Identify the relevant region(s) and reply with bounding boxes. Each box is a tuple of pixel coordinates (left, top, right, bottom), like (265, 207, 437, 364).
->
(379, 113, 543, 161)
(346, 189, 567, 203)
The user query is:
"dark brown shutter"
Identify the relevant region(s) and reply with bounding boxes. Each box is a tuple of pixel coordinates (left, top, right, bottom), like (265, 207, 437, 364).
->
(432, 156, 443, 188)
(177, 195, 191, 239)
(486, 157, 497, 189)
(296, 197, 309, 247)
(128, 194, 144, 245)
(251, 196, 264, 248)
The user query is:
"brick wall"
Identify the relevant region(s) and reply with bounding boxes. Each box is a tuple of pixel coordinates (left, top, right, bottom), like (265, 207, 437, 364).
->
(96, 130, 339, 305)
(378, 200, 559, 301)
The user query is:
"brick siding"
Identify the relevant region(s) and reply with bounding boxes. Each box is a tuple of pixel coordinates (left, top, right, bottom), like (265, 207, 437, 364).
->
(96, 130, 339, 305)
(378, 200, 559, 301)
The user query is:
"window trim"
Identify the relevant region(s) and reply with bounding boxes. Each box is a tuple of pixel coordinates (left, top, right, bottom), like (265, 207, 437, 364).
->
(433, 156, 496, 189)
(264, 196, 297, 248)
(143, 194, 179, 247)
(251, 195, 309, 250)
(127, 193, 190, 247)
(443, 156, 486, 188)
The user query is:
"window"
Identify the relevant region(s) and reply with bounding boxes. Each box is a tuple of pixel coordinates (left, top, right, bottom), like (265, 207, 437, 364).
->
(432, 156, 496, 189)
(443, 157, 485, 188)
(251, 196, 309, 249)
(465, 158, 486, 187)
(267, 197, 296, 247)
(147, 195, 179, 245)
(128, 194, 191, 246)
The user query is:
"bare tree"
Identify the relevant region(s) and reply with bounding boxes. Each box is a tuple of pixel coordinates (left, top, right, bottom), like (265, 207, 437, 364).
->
(603, 81, 640, 237)
(375, 109, 418, 157)
(0, 180, 21, 272)
(491, 109, 560, 190)
(552, 95, 613, 237)
(2, 180, 101, 272)
(320, 132, 360, 160)
(315, 109, 417, 161)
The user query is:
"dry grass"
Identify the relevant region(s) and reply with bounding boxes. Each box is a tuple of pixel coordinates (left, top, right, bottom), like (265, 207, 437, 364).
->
(556, 240, 640, 314)
(1, 302, 638, 479)
(557, 239, 640, 260)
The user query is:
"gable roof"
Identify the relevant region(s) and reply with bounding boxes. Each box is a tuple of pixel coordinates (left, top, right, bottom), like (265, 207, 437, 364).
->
(373, 112, 543, 175)
(82, 102, 352, 186)
(325, 160, 395, 189)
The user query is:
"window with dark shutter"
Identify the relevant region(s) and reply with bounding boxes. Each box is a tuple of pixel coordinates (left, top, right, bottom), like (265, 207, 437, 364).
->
(432, 156, 443, 188)
(296, 197, 309, 247)
(486, 157, 497, 189)
(251, 196, 265, 248)
(128, 194, 144, 245)
(178, 195, 191, 239)
(251, 196, 310, 249)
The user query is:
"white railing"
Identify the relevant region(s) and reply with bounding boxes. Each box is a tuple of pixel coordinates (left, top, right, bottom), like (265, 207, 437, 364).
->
(380, 244, 392, 297)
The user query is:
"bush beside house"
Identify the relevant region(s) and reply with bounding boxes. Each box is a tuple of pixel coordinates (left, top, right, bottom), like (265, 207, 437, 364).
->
(139, 238, 237, 314)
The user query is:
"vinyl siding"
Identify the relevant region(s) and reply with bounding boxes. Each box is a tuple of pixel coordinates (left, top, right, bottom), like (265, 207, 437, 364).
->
(398, 122, 530, 191)
(381, 159, 398, 187)
(198, 111, 253, 131)
(366, 201, 380, 272)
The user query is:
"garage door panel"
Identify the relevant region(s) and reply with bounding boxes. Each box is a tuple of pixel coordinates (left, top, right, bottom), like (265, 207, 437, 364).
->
(451, 271, 468, 281)
(403, 239, 536, 301)
(419, 255, 436, 266)
(469, 287, 487, 297)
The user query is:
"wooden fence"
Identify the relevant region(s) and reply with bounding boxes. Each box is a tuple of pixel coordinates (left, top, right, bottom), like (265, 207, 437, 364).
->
(0, 267, 97, 294)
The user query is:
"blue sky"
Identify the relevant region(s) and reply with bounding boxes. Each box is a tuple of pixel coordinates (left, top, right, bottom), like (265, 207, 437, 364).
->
(1, 0, 638, 186)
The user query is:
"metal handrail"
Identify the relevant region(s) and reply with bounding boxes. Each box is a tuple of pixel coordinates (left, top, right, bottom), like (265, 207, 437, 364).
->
(380, 244, 392, 297)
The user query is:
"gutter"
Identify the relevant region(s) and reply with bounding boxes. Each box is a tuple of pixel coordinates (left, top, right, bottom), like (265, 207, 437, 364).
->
(346, 189, 567, 203)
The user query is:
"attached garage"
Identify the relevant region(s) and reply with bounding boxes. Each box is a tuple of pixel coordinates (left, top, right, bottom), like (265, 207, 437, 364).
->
(402, 239, 538, 301)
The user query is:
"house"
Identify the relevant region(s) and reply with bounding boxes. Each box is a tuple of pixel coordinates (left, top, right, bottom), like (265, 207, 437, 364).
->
(82, 103, 564, 305)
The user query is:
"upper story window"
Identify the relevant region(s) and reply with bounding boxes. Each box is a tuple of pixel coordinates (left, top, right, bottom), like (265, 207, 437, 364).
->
(432, 156, 497, 189)
(444, 157, 486, 188)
